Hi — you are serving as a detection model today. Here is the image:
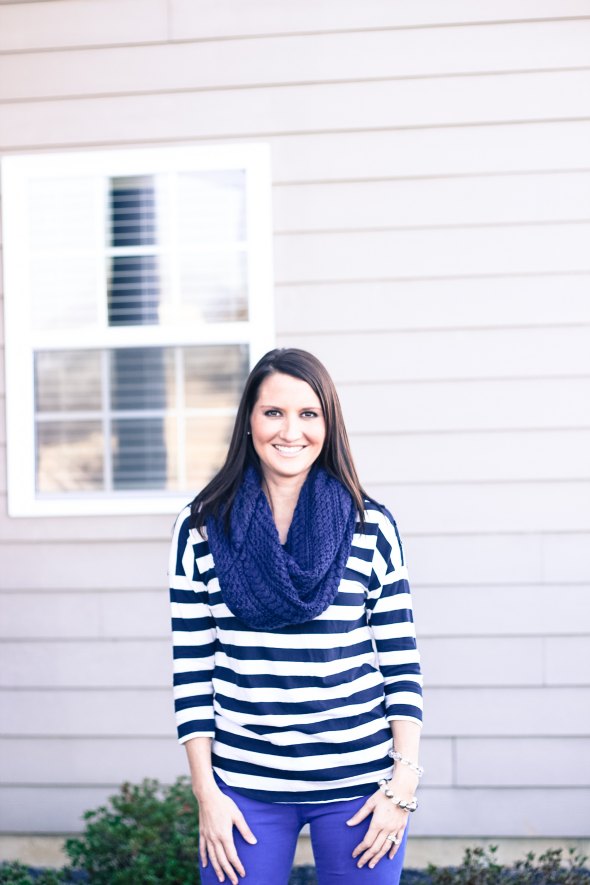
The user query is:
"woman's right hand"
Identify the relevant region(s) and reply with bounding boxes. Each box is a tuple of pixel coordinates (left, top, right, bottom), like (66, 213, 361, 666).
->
(196, 785, 257, 884)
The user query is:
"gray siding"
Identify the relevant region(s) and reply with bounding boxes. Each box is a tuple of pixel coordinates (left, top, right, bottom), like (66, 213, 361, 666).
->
(1, 0, 589, 839)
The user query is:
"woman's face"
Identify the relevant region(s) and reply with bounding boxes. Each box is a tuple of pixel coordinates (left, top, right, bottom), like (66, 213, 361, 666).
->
(250, 372, 326, 485)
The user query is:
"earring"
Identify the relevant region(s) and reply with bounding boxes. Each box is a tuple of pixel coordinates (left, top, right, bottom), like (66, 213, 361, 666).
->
(247, 430, 251, 436)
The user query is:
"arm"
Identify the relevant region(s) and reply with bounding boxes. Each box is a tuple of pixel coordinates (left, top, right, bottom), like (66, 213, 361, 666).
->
(169, 508, 216, 744)
(346, 510, 424, 869)
(169, 511, 256, 884)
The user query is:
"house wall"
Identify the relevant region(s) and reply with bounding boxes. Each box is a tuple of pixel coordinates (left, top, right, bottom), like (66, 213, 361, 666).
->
(1, 0, 589, 849)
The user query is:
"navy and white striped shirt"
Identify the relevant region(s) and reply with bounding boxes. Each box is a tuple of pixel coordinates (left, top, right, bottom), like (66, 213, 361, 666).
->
(168, 500, 423, 804)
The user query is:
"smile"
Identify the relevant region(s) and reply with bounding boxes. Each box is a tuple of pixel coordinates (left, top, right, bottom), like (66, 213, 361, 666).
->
(273, 445, 305, 456)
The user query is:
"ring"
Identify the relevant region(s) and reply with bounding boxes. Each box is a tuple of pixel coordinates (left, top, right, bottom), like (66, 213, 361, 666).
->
(386, 833, 400, 845)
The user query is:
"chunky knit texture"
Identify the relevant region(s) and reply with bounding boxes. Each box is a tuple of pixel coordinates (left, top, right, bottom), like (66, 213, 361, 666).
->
(205, 464, 357, 630)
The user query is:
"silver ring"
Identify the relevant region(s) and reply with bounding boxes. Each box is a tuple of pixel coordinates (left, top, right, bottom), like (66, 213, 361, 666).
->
(386, 833, 400, 845)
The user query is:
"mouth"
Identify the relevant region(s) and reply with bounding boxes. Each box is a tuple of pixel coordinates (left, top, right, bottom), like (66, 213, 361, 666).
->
(273, 444, 305, 457)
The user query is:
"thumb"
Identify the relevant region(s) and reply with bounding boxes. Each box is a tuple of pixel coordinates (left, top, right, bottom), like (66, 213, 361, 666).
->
(346, 799, 373, 826)
(234, 810, 257, 844)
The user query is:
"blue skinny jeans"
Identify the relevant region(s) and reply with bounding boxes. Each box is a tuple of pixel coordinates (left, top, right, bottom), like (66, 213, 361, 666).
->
(199, 774, 409, 885)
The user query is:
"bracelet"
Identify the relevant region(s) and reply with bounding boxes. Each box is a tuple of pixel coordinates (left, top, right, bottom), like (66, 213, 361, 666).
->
(378, 778, 418, 812)
(387, 748, 424, 779)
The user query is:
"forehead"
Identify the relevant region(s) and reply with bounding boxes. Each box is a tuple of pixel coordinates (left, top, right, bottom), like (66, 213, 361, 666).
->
(255, 372, 321, 404)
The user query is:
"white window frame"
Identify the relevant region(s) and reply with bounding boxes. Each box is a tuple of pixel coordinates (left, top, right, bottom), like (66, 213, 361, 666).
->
(1, 143, 274, 517)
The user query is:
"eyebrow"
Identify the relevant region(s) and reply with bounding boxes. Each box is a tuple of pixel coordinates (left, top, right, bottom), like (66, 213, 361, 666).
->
(258, 404, 323, 410)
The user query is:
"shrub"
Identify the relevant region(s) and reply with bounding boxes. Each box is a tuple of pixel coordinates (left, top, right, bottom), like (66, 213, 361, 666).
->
(62, 776, 199, 885)
(426, 844, 590, 885)
(0, 862, 66, 884)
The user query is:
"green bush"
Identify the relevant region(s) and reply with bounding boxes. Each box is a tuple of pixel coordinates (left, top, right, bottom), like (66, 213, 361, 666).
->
(0, 862, 66, 884)
(426, 844, 590, 885)
(63, 776, 200, 885)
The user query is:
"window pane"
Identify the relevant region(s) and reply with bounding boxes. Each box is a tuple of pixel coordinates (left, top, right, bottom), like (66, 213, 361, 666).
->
(186, 414, 235, 492)
(36, 421, 103, 492)
(31, 253, 101, 330)
(178, 249, 248, 322)
(35, 351, 102, 413)
(107, 255, 161, 326)
(28, 176, 101, 252)
(112, 417, 175, 490)
(184, 345, 249, 409)
(176, 171, 246, 244)
(110, 347, 174, 411)
(109, 175, 157, 248)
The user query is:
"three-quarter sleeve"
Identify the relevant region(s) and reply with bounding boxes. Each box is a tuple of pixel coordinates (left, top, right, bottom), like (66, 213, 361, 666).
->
(168, 506, 216, 742)
(366, 508, 423, 726)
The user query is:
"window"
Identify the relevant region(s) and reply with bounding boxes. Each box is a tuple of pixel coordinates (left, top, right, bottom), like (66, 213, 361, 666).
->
(1, 144, 273, 516)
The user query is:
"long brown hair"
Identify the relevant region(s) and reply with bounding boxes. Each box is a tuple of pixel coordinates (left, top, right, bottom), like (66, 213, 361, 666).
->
(190, 348, 373, 534)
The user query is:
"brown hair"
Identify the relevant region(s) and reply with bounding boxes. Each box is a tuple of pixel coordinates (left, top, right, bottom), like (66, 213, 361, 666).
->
(190, 348, 373, 534)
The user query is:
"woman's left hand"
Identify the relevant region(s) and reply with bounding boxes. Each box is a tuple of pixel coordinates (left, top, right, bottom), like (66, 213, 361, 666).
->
(346, 789, 409, 869)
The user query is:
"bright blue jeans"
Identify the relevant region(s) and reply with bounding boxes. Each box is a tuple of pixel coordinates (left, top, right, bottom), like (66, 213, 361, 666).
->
(199, 774, 409, 884)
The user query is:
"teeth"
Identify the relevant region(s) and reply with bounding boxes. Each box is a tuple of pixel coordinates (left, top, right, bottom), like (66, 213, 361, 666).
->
(274, 445, 303, 454)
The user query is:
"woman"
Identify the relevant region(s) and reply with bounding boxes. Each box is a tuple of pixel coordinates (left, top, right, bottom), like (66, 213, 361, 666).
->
(169, 348, 423, 885)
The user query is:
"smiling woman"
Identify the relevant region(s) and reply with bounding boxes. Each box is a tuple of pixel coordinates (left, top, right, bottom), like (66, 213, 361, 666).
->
(168, 348, 424, 885)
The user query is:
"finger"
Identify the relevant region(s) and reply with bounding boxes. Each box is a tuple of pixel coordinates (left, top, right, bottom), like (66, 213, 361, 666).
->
(346, 799, 374, 827)
(357, 834, 389, 868)
(213, 842, 240, 885)
(207, 843, 226, 883)
(234, 810, 258, 846)
(368, 836, 394, 869)
(221, 839, 246, 880)
(199, 833, 208, 868)
(351, 823, 381, 859)
(388, 826, 406, 859)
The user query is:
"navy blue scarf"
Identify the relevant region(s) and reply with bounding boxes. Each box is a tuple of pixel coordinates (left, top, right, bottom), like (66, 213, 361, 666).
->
(205, 464, 357, 630)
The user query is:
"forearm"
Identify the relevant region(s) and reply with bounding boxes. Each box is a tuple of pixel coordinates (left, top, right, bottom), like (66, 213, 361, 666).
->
(388, 719, 422, 798)
(184, 736, 218, 801)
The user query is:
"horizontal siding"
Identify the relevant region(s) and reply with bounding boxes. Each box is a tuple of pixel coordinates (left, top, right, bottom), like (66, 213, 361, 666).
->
(413, 586, 590, 637)
(2, 19, 590, 102)
(369, 482, 590, 533)
(0, 590, 168, 638)
(2, 68, 590, 150)
(0, 784, 588, 836)
(169, 1, 590, 42)
(1, 529, 589, 591)
(340, 376, 590, 434)
(0, 735, 453, 787)
(0, 540, 169, 590)
(274, 171, 590, 230)
(0, 640, 172, 688)
(3, 585, 590, 640)
(277, 327, 590, 381)
(456, 737, 590, 786)
(271, 119, 590, 181)
(424, 687, 590, 736)
(276, 276, 590, 333)
(1, 0, 587, 53)
(352, 430, 590, 483)
(0, 0, 168, 52)
(275, 224, 590, 282)
(0, 688, 176, 737)
(2, 686, 589, 738)
(0, 635, 565, 688)
(0, 1, 588, 840)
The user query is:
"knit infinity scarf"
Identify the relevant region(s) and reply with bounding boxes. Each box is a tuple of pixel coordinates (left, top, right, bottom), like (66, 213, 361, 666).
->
(205, 464, 357, 630)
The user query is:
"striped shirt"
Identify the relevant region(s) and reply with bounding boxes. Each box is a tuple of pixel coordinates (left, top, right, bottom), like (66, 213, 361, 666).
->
(168, 500, 423, 804)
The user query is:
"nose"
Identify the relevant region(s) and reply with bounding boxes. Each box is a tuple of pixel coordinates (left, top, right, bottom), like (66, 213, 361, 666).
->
(278, 415, 302, 442)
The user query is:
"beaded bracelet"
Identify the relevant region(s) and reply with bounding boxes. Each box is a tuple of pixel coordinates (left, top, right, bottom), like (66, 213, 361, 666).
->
(378, 778, 419, 812)
(387, 748, 424, 779)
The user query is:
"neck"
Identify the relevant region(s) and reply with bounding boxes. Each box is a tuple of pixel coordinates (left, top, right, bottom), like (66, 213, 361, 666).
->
(261, 469, 310, 543)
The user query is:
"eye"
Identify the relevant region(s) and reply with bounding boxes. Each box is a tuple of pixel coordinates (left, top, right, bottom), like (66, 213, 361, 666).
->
(301, 411, 319, 418)
(264, 409, 282, 417)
